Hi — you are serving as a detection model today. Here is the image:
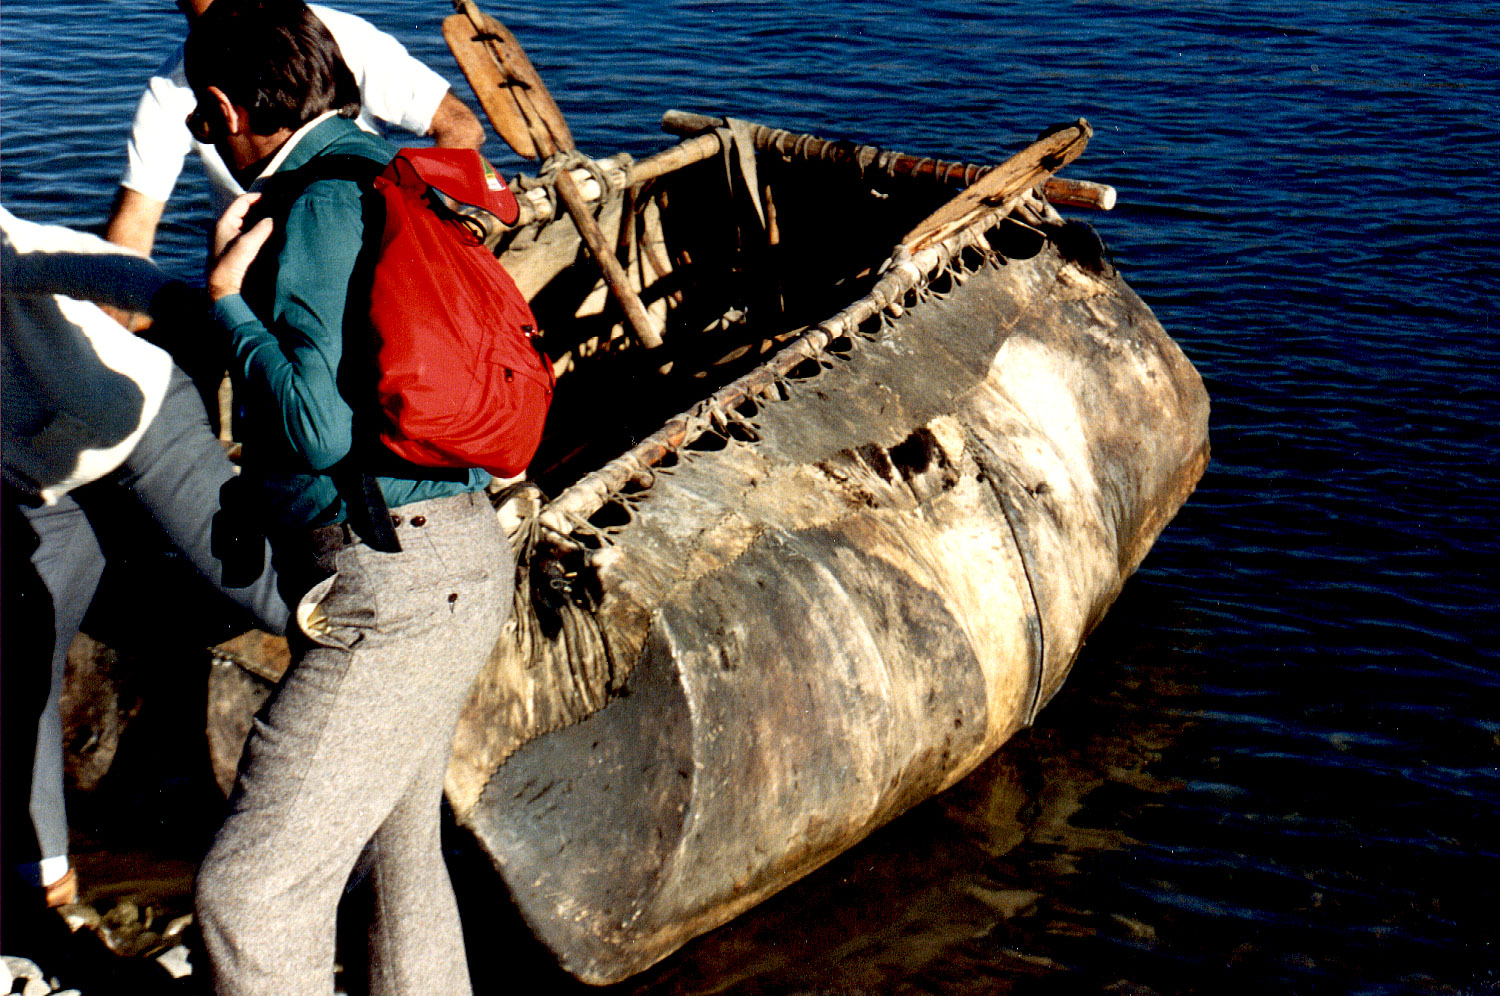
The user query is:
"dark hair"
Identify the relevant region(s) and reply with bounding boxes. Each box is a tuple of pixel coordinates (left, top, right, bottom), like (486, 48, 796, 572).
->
(184, 0, 360, 135)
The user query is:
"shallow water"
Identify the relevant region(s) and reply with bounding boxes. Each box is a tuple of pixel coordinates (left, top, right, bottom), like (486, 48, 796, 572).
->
(3, 1, 1497, 992)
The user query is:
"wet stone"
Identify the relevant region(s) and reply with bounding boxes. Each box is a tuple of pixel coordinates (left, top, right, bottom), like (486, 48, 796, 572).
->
(156, 944, 194, 979)
(2, 956, 49, 996)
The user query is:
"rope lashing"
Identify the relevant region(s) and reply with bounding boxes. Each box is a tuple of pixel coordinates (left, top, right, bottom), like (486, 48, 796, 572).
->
(708, 117, 767, 232)
(524, 150, 634, 218)
(537, 202, 1011, 536)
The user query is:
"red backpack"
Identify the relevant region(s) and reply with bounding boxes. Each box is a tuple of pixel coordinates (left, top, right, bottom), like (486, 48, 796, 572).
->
(363, 148, 553, 478)
(274, 147, 554, 479)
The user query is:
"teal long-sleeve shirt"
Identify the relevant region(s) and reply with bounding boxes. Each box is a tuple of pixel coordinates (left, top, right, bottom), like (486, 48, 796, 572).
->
(211, 117, 486, 531)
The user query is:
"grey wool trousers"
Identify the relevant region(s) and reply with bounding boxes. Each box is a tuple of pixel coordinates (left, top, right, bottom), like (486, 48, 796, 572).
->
(196, 490, 511, 996)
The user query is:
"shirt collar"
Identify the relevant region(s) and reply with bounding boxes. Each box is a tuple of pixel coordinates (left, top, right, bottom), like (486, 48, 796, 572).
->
(249, 111, 344, 189)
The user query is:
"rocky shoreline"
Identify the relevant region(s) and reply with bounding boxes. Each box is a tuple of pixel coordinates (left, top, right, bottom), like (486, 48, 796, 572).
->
(2, 915, 197, 995)
(4, 903, 360, 996)
(9, 641, 242, 996)
(3, 877, 204, 996)
(18, 631, 570, 995)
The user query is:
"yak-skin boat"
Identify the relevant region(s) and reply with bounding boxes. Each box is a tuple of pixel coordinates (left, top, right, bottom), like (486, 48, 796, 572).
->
(394, 23, 1209, 975)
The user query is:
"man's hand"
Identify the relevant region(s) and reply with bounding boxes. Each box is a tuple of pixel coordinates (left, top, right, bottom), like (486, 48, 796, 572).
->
(428, 91, 485, 150)
(97, 302, 153, 332)
(208, 193, 273, 301)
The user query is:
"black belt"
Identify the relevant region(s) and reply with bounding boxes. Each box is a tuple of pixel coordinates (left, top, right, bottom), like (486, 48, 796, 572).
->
(304, 490, 487, 555)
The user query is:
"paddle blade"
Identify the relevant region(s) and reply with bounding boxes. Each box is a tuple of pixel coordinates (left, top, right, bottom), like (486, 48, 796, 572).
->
(443, 11, 574, 159)
(444, 13, 537, 158)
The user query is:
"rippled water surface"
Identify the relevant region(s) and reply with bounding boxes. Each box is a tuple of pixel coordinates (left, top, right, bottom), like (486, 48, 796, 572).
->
(3, 1, 1496, 992)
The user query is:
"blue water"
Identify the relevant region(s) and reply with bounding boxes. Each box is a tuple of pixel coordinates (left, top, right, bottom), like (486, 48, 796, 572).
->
(3, 1, 1497, 992)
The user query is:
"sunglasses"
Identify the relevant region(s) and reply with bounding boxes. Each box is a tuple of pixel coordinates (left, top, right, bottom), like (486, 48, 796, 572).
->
(186, 103, 226, 144)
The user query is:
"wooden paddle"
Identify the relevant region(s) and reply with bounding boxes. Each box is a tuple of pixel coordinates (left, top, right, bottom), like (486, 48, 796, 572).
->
(899, 119, 1094, 252)
(445, 1, 663, 349)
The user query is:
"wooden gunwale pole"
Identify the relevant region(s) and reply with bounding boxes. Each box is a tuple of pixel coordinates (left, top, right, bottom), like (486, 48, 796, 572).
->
(498, 124, 1111, 233)
(447, 106, 1095, 530)
(539, 119, 1092, 533)
(897, 119, 1091, 251)
(654, 110, 1116, 210)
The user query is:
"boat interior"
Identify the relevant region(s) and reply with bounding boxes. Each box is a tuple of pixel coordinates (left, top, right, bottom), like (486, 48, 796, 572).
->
(503, 144, 1048, 498)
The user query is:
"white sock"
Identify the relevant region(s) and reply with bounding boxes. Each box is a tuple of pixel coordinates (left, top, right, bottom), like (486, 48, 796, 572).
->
(16, 855, 71, 886)
(39, 855, 70, 886)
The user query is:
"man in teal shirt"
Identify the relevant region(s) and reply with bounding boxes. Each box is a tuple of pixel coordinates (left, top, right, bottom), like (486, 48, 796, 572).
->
(200, 54, 487, 535)
(187, 2, 510, 993)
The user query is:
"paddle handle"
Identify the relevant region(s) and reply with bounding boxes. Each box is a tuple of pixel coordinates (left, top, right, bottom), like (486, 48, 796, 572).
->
(554, 171, 663, 350)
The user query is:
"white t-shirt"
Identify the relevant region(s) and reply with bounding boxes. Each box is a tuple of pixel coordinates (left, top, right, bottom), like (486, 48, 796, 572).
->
(120, 4, 450, 213)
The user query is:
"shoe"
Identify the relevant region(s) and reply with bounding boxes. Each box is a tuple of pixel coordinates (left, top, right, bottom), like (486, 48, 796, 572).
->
(43, 868, 77, 908)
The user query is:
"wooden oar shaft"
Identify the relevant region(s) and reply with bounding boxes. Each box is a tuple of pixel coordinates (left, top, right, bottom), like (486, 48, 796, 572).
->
(554, 170, 663, 349)
(512, 84, 558, 159)
(658, 110, 1115, 210)
(556, 175, 663, 350)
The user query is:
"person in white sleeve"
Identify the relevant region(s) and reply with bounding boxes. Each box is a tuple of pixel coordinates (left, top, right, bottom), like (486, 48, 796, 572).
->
(1, 204, 288, 919)
(104, 0, 483, 256)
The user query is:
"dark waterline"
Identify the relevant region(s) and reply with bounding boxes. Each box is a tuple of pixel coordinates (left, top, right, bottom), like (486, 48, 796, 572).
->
(3, 1, 1497, 992)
